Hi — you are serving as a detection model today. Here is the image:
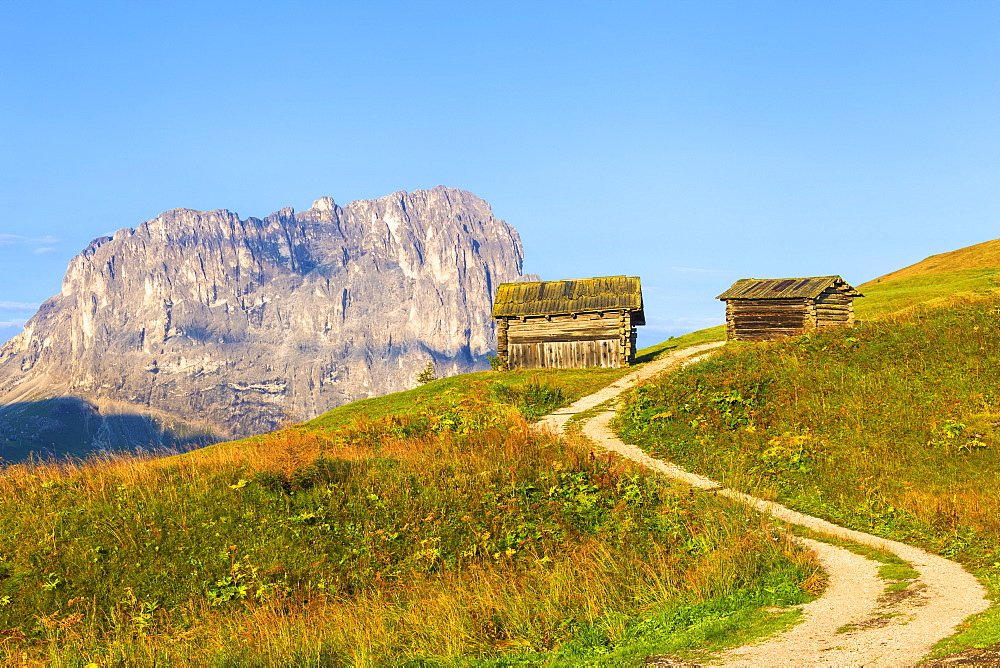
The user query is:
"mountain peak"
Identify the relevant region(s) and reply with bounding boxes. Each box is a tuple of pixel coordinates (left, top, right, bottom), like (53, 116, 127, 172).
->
(311, 196, 336, 212)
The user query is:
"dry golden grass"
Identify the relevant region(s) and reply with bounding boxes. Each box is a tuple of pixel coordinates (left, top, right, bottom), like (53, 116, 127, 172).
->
(0, 397, 819, 665)
(864, 237, 1000, 284)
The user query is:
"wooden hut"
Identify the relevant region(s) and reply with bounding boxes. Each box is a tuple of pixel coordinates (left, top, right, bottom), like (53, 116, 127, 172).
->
(492, 276, 644, 369)
(717, 276, 863, 342)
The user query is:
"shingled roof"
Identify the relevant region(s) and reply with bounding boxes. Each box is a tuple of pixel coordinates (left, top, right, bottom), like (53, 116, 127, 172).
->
(493, 276, 644, 323)
(717, 276, 863, 300)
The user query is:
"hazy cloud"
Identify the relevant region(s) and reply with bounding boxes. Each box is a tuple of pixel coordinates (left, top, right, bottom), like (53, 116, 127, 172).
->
(0, 318, 28, 328)
(0, 233, 61, 247)
(0, 301, 39, 311)
(33, 247, 57, 254)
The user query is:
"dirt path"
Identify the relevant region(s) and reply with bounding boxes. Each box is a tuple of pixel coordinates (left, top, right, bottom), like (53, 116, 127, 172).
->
(536, 343, 991, 666)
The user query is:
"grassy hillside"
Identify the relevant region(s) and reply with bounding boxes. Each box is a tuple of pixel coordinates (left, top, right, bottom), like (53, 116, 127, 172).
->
(0, 369, 821, 665)
(0, 397, 217, 464)
(614, 237, 1000, 656)
(857, 267, 1000, 320)
(855, 237, 1000, 319)
(868, 237, 1000, 282)
(635, 326, 728, 362)
(616, 296, 1000, 655)
(295, 367, 629, 432)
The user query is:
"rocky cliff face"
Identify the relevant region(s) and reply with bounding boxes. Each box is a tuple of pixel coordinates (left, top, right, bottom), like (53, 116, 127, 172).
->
(0, 187, 524, 459)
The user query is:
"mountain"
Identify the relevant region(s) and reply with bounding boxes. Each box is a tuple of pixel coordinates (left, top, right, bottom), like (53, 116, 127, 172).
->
(0, 186, 525, 460)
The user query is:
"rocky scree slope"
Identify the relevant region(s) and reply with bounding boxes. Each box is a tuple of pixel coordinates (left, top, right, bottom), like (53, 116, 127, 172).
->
(0, 186, 524, 458)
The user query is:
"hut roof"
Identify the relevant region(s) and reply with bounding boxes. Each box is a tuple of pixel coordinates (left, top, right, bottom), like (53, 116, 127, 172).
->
(717, 276, 863, 300)
(493, 276, 644, 323)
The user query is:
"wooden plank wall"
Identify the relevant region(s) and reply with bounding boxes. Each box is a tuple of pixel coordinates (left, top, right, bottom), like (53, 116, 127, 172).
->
(726, 289, 858, 341)
(498, 312, 632, 369)
(727, 298, 808, 341)
(506, 313, 619, 342)
(508, 339, 621, 369)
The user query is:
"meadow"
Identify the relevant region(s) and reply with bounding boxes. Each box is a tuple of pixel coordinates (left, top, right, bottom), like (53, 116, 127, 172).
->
(8, 240, 1000, 663)
(0, 371, 820, 665)
(615, 295, 1000, 654)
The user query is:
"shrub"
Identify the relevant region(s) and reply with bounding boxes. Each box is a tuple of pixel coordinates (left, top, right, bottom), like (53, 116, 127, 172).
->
(416, 361, 437, 384)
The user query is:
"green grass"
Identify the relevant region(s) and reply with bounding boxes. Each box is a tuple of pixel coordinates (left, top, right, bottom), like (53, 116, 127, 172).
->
(307, 366, 637, 425)
(0, 399, 92, 459)
(473, 599, 806, 666)
(193, 367, 635, 459)
(879, 562, 920, 583)
(789, 525, 918, 587)
(857, 268, 1000, 320)
(614, 296, 1000, 656)
(563, 399, 618, 437)
(628, 254, 1000, 362)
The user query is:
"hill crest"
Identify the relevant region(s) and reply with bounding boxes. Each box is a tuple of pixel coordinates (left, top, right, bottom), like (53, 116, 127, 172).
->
(863, 237, 1000, 286)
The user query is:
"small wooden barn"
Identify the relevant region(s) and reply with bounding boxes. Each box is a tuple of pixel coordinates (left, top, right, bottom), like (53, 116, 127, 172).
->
(492, 276, 644, 369)
(717, 275, 863, 342)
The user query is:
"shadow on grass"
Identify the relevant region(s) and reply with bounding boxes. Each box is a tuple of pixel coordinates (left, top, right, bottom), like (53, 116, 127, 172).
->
(0, 396, 216, 464)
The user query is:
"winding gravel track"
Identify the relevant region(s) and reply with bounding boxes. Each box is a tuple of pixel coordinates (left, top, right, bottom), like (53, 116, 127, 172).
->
(534, 343, 990, 666)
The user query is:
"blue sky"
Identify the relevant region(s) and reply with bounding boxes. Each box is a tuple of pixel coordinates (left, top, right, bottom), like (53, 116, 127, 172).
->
(2, 0, 998, 348)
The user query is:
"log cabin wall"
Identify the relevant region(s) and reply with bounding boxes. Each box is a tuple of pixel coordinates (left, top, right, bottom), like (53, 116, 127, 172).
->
(503, 312, 630, 369)
(622, 311, 637, 364)
(726, 298, 810, 341)
(814, 286, 855, 328)
(718, 276, 863, 342)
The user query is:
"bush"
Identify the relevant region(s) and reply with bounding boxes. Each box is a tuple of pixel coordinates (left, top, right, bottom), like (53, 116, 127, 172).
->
(416, 361, 437, 384)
